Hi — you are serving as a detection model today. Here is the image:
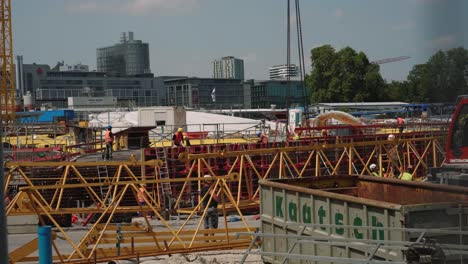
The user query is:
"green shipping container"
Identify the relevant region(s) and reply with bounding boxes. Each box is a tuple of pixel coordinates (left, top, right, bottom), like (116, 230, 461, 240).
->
(260, 175, 468, 264)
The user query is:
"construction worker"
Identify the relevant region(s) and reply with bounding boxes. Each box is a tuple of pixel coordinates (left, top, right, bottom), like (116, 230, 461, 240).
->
(201, 175, 219, 240)
(172, 127, 184, 147)
(4, 193, 11, 207)
(184, 136, 191, 147)
(395, 115, 405, 133)
(369, 163, 381, 177)
(398, 165, 413, 181)
(103, 125, 114, 160)
(137, 185, 147, 217)
(256, 132, 268, 144)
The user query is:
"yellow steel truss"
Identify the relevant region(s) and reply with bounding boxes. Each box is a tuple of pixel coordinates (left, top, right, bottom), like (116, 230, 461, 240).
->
(175, 136, 446, 204)
(4, 135, 445, 262)
(5, 161, 256, 263)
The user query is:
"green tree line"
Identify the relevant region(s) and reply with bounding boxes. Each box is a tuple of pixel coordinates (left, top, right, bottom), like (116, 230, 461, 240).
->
(306, 45, 468, 103)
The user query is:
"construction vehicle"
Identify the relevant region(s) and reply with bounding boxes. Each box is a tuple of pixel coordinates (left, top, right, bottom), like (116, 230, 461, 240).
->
(429, 95, 468, 186)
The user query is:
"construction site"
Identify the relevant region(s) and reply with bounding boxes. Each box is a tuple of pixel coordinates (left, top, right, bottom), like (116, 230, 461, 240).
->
(2, 1, 468, 264)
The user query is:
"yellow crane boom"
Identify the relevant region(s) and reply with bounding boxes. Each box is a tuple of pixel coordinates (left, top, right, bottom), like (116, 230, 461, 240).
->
(0, 0, 15, 121)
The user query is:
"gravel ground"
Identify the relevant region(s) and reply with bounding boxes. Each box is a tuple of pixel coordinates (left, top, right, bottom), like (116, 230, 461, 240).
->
(8, 214, 263, 264)
(135, 249, 262, 264)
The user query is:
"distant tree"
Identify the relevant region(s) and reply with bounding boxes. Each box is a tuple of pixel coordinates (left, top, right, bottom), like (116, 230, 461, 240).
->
(405, 47, 468, 103)
(306, 45, 385, 103)
(307, 45, 337, 103)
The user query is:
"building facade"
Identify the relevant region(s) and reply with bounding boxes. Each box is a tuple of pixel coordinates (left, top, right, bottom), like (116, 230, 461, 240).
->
(59, 63, 89, 72)
(250, 80, 306, 109)
(213, 56, 244, 80)
(18, 63, 51, 97)
(34, 71, 161, 109)
(268, 64, 299, 80)
(97, 32, 150, 77)
(163, 78, 245, 109)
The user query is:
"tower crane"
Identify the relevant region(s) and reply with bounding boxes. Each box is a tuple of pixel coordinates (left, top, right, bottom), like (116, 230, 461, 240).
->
(0, 0, 15, 122)
(371, 56, 411, 65)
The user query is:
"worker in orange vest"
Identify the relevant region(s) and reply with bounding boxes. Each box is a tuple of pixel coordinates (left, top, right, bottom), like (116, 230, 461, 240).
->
(103, 125, 114, 160)
(172, 127, 184, 147)
(396, 115, 405, 133)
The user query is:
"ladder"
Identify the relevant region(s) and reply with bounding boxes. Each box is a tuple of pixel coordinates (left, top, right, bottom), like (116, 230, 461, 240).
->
(96, 163, 110, 204)
(155, 146, 172, 208)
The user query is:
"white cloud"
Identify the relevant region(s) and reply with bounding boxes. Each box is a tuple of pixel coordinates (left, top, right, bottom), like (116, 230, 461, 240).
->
(240, 53, 257, 63)
(334, 8, 344, 18)
(65, 0, 200, 15)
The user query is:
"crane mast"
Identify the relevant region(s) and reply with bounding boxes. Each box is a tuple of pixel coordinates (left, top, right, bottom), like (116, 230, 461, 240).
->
(0, 0, 15, 122)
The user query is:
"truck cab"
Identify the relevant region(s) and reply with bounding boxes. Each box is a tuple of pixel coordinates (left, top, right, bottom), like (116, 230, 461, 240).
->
(446, 95, 468, 165)
(429, 95, 468, 185)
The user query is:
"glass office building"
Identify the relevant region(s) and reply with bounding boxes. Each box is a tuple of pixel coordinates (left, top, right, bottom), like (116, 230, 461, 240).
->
(163, 78, 245, 109)
(251, 80, 306, 108)
(97, 32, 150, 77)
(213, 56, 244, 80)
(35, 71, 159, 109)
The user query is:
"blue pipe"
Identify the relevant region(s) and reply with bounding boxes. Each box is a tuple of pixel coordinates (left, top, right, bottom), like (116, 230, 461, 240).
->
(38, 226, 52, 264)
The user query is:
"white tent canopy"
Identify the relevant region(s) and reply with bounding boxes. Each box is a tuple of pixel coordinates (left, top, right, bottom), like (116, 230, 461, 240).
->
(88, 110, 285, 136)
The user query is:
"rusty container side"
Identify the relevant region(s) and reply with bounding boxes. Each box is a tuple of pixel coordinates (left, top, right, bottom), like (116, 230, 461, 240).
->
(260, 176, 468, 264)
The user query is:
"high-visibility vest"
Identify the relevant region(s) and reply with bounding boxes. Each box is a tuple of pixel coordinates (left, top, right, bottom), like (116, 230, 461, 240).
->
(105, 130, 114, 143)
(173, 132, 183, 145)
(399, 172, 413, 181)
(397, 117, 405, 127)
(258, 134, 268, 144)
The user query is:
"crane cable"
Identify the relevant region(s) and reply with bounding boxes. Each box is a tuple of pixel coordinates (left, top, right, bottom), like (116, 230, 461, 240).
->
(294, 0, 308, 115)
(286, 0, 291, 138)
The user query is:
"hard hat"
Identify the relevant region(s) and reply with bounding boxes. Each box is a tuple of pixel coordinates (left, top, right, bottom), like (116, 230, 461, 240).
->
(203, 174, 211, 182)
(388, 134, 395, 140)
(177, 127, 184, 132)
(370, 164, 377, 170)
(106, 125, 112, 130)
(256, 132, 261, 136)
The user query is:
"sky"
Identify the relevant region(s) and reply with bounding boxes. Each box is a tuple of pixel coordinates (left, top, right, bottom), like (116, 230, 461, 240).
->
(12, 0, 467, 81)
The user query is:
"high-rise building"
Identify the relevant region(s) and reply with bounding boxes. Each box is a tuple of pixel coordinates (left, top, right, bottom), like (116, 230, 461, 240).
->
(213, 56, 244, 80)
(97, 32, 150, 77)
(269, 64, 299, 80)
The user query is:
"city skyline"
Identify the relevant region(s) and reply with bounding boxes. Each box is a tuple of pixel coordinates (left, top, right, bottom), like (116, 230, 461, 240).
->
(12, 0, 467, 81)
